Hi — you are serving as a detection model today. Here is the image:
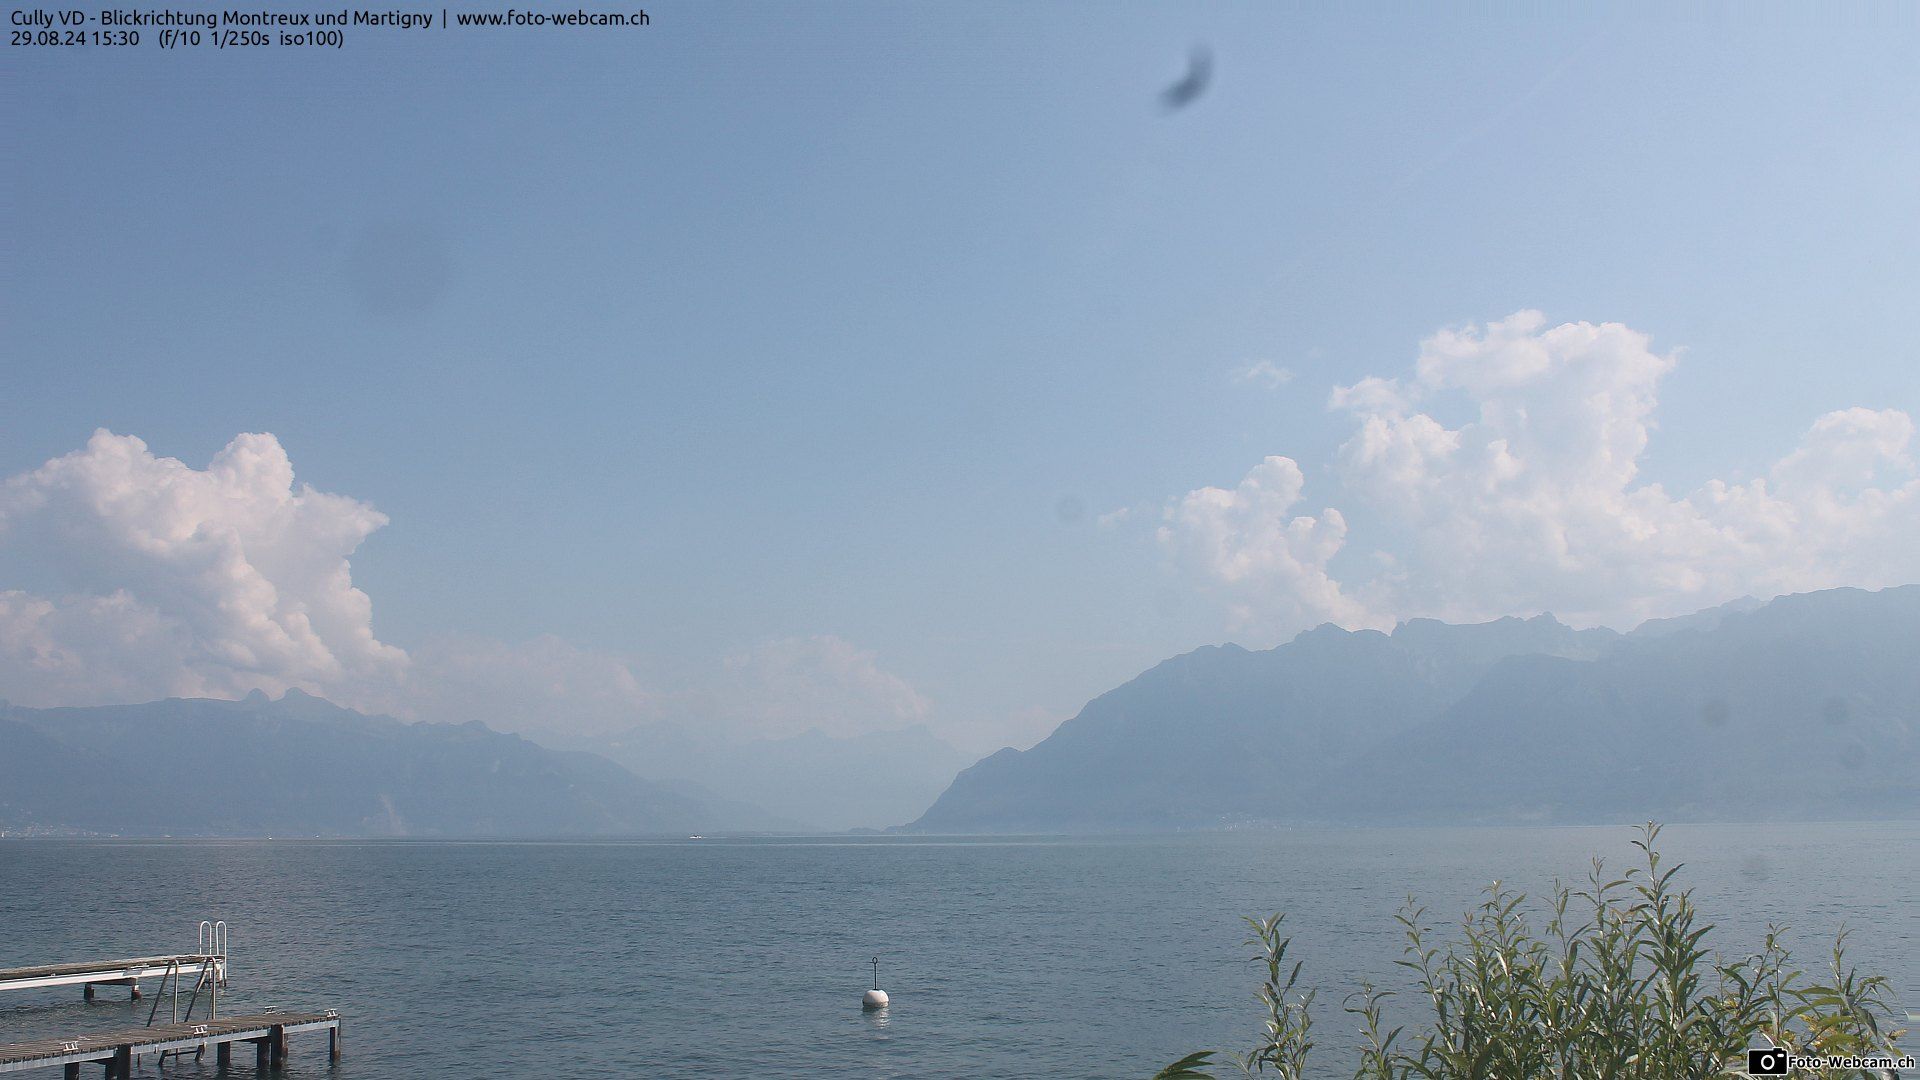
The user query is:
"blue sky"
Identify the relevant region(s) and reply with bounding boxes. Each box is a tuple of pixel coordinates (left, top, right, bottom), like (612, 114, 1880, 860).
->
(5, 3, 1918, 751)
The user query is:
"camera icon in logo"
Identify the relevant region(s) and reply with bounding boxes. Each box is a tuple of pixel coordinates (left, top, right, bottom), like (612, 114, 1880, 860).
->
(1747, 1046, 1789, 1076)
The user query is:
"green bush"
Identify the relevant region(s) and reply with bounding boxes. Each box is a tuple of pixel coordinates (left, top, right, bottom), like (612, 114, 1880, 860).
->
(1159, 825, 1907, 1080)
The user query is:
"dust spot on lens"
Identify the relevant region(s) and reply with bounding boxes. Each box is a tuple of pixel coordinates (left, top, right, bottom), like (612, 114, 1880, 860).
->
(1055, 496, 1086, 524)
(1838, 742, 1865, 771)
(1699, 698, 1730, 728)
(345, 220, 453, 317)
(1820, 697, 1850, 725)
(1159, 45, 1213, 112)
(1739, 853, 1771, 882)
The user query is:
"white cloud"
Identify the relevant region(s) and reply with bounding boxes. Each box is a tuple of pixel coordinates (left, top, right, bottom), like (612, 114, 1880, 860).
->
(1232, 360, 1295, 389)
(0, 433, 938, 743)
(400, 634, 656, 740)
(0, 430, 407, 707)
(396, 633, 937, 744)
(1157, 456, 1378, 633)
(716, 635, 931, 740)
(1165, 312, 1920, 636)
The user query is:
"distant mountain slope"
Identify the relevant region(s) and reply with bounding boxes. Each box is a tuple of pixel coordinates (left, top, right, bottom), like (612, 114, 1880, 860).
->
(912, 613, 1614, 832)
(0, 715, 148, 831)
(0, 690, 781, 837)
(908, 587, 1920, 832)
(588, 722, 971, 831)
(1351, 586, 1920, 824)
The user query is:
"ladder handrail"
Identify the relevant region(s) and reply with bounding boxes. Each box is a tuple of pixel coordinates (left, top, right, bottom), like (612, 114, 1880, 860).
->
(197, 920, 229, 985)
(143, 959, 179, 1027)
(142, 956, 220, 1066)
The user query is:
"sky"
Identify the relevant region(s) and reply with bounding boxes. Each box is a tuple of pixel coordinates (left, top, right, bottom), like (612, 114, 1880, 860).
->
(4, 3, 1918, 754)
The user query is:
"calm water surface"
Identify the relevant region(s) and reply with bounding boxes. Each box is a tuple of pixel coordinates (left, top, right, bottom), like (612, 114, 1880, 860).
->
(1, 824, 1914, 1077)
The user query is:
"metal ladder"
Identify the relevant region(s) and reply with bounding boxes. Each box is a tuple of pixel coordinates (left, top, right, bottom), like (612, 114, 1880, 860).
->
(141, 922, 229, 1067)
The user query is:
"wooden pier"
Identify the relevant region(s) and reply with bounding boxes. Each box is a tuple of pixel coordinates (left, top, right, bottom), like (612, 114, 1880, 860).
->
(0, 924, 229, 1004)
(0, 957, 226, 1002)
(0, 925, 343, 1075)
(0, 1012, 339, 1076)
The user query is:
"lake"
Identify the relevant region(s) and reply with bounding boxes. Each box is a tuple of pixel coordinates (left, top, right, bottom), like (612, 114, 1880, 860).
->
(1, 823, 1914, 1077)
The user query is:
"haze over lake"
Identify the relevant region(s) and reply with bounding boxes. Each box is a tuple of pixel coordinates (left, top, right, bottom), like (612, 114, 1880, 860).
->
(3, 825, 1913, 1078)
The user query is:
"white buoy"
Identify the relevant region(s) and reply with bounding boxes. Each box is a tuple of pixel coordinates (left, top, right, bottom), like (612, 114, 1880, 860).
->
(863, 956, 888, 1009)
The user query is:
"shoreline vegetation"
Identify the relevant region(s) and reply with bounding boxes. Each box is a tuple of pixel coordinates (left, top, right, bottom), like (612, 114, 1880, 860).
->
(1159, 825, 1907, 1080)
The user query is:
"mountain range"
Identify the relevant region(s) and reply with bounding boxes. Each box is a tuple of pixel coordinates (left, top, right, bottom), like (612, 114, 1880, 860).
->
(0, 690, 780, 837)
(907, 586, 1920, 831)
(5, 586, 1914, 837)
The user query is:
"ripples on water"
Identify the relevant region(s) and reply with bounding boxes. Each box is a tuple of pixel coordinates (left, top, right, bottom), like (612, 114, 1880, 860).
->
(0, 824, 1913, 1078)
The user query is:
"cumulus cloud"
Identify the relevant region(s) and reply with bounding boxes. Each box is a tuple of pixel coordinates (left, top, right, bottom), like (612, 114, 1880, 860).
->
(0, 430, 407, 707)
(395, 633, 937, 744)
(400, 634, 656, 741)
(0, 432, 939, 743)
(1232, 360, 1296, 389)
(715, 635, 932, 740)
(1157, 457, 1377, 632)
(1165, 311, 1920, 636)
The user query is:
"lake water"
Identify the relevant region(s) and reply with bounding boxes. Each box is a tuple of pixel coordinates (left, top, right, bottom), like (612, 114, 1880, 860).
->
(1, 823, 1914, 1077)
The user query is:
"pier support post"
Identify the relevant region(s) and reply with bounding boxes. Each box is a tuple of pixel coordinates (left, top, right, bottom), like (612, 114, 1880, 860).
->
(255, 1038, 269, 1071)
(83, 982, 94, 1002)
(109, 1046, 131, 1079)
(329, 1024, 341, 1060)
(128, 981, 141, 1001)
(217, 1040, 232, 1071)
(269, 1024, 287, 1069)
(63, 1064, 79, 1080)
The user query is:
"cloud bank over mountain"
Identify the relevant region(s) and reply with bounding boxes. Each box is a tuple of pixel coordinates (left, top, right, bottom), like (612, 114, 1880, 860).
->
(0, 430, 407, 708)
(717, 634, 931, 740)
(1162, 311, 1920, 638)
(403, 631, 933, 743)
(0, 432, 936, 749)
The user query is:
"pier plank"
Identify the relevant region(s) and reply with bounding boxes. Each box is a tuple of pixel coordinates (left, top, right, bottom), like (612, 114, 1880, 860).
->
(0, 1012, 336, 1075)
(0, 956, 225, 994)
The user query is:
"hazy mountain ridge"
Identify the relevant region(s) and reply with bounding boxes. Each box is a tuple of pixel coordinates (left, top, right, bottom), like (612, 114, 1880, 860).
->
(908, 586, 1920, 832)
(0, 690, 783, 837)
